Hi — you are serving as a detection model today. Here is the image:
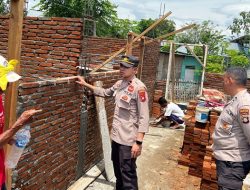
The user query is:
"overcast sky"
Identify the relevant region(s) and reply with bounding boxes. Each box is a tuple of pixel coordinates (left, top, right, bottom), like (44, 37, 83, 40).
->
(28, 0, 250, 37)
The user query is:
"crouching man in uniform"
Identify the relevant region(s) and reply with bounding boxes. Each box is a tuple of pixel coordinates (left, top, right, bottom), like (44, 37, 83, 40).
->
(212, 67, 250, 190)
(76, 55, 149, 190)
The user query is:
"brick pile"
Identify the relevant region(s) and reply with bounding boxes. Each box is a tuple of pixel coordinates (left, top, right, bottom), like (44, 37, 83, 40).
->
(152, 89, 163, 117)
(178, 100, 221, 190)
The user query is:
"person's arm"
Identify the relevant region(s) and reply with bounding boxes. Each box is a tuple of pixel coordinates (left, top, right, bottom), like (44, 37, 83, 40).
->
(0, 109, 42, 148)
(76, 76, 117, 97)
(131, 87, 149, 158)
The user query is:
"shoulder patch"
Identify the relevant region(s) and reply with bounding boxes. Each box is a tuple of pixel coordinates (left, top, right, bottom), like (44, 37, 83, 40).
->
(138, 88, 147, 102)
(240, 108, 250, 124)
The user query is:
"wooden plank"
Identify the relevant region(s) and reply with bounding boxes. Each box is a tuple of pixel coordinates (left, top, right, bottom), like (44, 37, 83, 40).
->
(171, 44, 175, 102)
(90, 11, 172, 73)
(185, 45, 204, 67)
(94, 81, 114, 181)
(200, 45, 208, 95)
(4, 1, 24, 189)
(165, 42, 173, 100)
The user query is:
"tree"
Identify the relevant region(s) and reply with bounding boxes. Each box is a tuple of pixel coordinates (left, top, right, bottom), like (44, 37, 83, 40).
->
(175, 21, 225, 54)
(136, 18, 175, 39)
(0, 0, 8, 14)
(229, 11, 250, 35)
(206, 55, 224, 73)
(226, 50, 250, 68)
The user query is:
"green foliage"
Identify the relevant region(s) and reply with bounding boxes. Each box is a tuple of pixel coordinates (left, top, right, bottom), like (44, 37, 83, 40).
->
(193, 46, 203, 57)
(136, 18, 175, 39)
(175, 20, 225, 54)
(206, 55, 224, 73)
(229, 11, 250, 35)
(206, 62, 224, 73)
(160, 44, 170, 52)
(0, 0, 8, 14)
(226, 49, 250, 68)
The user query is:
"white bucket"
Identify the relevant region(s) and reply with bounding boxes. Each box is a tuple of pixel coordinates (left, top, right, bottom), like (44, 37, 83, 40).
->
(195, 106, 209, 123)
(243, 173, 250, 190)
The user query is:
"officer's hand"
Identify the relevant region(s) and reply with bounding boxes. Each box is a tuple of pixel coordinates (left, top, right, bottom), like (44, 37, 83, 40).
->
(131, 143, 142, 158)
(75, 76, 87, 86)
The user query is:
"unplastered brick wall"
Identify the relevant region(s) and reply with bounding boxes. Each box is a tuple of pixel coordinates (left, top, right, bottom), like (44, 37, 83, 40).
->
(81, 36, 140, 68)
(140, 41, 160, 113)
(15, 78, 98, 189)
(0, 16, 83, 82)
(204, 73, 250, 92)
(82, 36, 160, 113)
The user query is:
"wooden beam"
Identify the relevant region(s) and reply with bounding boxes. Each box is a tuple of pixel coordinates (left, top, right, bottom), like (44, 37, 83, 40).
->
(165, 42, 173, 100)
(94, 81, 114, 181)
(200, 45, 208, 95)
(126, 33, 134, 56)
(137, 38, 145, 80)
(185, 45, 204, 68)
(132, 11, 172, 43)
(90, 11, 172, 73)
(163, 41, 204, 47)
(145, 24, 196, 45)
(171, 43, 175, 102)
(4, 0, 24, 189)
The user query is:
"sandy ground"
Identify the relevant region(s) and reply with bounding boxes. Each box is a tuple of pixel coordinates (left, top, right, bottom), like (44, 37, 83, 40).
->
(86, 126, 201, 190)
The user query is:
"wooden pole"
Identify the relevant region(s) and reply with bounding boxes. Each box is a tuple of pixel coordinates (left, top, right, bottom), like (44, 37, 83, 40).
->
(126, 33, 134, 56)
(137, 38, 145, 80)
(94, 81, 114, 181)
(90, 11, 172, 73)
(200, 45, 208, 95)
(4, 1, 24, 189)
(171, 43, 175, 102)
(165, 42, 173, 100)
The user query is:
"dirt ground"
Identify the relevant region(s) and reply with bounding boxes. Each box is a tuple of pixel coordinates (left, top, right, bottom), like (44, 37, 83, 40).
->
(86, 125, 201, 190)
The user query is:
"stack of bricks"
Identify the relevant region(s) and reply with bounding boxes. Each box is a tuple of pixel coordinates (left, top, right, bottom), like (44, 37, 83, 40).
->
(200, 112, 220, 190)
(178, 100, 221, 190)
(188, 120, 209, 178)
(178, 101, 196, 166)
(152, 90, 163, 117)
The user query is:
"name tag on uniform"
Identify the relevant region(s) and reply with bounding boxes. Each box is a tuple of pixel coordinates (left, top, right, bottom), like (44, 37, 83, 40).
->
(121, 95, 131, 103)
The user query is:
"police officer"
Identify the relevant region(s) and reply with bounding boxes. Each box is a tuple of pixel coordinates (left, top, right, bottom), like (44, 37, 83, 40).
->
(212, 67, 250, 190)
(76, 55, 149, 190)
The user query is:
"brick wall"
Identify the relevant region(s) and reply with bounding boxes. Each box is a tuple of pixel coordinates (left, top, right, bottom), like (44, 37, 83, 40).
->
(140, 41, 160, 113)
(0, 16, 160, 188)
(204, 73, 250, 92)
(0, 16, 83, 82)
(15, 71, 120, 189)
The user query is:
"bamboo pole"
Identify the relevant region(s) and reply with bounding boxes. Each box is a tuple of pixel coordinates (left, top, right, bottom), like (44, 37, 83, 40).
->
(4, 0, 24, 189)
(185, 45, 204, 67)
(200, 45, 208, 95)
(171, 44, 176, 102)
(165, 42, 173, 100)
(90, 11, 172, 73)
